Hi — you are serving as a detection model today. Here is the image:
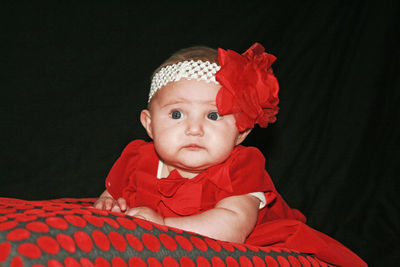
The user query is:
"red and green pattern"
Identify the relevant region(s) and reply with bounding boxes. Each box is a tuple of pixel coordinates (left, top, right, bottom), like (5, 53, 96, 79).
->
(0, 198, 331, 267)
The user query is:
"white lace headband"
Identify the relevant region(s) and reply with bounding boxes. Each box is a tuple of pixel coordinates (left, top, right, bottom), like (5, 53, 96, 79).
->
(149, 60, 221, 102)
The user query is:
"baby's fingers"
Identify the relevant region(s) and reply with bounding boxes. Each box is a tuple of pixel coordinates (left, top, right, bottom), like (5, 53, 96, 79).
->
(93, 200, 104, 210)
(93, 198, 110, 210)
(117, 198, 127, 212)
(103, 198, 116, 211)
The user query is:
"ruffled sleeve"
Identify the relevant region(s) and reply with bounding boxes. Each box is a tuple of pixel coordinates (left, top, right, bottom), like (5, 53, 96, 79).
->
(209, 146, 305, 222)
(228, 146, 276, 194)
(105, 140, 148, 199)
(209, 146, 275, 201)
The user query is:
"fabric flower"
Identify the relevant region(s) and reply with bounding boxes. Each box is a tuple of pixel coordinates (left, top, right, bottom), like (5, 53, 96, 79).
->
(216, 43, 279, 131)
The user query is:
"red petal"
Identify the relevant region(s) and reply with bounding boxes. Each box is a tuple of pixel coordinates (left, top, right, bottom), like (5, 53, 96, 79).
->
(216, 87, 235, 115)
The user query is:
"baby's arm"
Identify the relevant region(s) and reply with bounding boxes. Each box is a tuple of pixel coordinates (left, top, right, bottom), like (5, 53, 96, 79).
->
(127, 194, 260, 243)
(166, 194, 260, 243)
(93, 190, 128, 212)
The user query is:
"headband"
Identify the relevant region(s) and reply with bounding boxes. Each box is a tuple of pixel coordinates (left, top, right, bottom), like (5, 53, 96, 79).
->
(149, 60, 220, 102)
(149, 43, 279, 131)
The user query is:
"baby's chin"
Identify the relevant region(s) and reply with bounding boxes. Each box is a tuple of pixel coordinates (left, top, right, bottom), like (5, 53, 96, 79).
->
(169, 162, 213, 178)
(173, 157, 230, 177)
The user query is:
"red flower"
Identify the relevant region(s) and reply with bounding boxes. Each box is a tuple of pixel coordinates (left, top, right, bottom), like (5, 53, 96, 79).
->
(216, 43, 279, 131)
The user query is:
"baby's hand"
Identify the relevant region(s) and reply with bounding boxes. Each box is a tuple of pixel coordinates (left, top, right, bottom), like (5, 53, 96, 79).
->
(126, 206, 164, 225)
(94, 196, 128, 213)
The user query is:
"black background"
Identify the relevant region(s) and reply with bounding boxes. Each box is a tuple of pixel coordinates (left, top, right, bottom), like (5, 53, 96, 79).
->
(2, 1, 399, 266)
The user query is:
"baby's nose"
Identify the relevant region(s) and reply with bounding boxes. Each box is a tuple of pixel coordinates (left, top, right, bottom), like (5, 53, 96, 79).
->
(185, 120, 204, 136)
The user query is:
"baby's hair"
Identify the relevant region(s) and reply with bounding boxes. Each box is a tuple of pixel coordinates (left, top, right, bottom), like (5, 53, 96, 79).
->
(148, 46, 219, 108)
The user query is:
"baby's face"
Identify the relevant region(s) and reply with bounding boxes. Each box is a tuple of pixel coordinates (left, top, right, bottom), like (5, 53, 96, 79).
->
(145, 79, 244, 177)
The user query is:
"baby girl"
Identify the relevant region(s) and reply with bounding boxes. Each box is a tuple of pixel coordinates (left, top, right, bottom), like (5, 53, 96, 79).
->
(94, 43, 366, 267)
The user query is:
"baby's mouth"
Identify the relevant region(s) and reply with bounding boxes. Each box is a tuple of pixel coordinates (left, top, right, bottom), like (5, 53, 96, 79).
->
(182, 144, 204, 150)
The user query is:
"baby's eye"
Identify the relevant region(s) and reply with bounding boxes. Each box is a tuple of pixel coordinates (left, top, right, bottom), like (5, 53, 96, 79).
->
(207, 112, 222, 121)
(170, 110, 183, 119)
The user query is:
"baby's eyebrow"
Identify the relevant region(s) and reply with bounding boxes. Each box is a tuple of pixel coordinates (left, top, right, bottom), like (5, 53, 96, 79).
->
(160, 100, 185, 108)
(161, 99, 215, 108)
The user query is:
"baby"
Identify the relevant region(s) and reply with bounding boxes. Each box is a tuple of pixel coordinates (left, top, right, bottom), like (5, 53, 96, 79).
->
(94, 43, 278, 243)
(93, 43, 367, 267)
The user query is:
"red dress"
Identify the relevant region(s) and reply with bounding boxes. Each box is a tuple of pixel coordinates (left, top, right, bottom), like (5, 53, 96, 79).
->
(106, 140, 366, 267)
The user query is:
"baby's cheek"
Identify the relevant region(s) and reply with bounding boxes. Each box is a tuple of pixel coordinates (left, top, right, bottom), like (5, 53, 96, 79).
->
(153, 142, 176, 161)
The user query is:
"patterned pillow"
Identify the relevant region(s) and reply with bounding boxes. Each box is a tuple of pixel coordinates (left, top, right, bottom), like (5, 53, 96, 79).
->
(0, 197, 329, 266)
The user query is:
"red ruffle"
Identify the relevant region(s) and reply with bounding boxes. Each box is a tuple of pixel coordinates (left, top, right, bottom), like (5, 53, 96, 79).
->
(216, 43, 279, 131)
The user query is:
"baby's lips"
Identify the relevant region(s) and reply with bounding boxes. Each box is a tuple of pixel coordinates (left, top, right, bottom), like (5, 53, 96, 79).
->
(181, 144, 206, 151)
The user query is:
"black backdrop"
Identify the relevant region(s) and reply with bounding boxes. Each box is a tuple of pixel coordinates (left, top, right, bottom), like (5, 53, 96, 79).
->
(2, 1, 399, 266)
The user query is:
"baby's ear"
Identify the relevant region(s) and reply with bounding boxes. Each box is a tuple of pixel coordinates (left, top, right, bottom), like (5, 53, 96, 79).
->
(235, 128, 252, 145)
(140, 109, 153, 139)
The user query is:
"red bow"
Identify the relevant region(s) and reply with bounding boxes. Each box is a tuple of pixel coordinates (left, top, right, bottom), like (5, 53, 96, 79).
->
(157, 170, 202, 216)
(216, 43, 279, 131)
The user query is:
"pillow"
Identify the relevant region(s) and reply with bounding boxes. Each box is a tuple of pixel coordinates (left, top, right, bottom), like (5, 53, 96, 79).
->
(0, 197, 328, 266)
